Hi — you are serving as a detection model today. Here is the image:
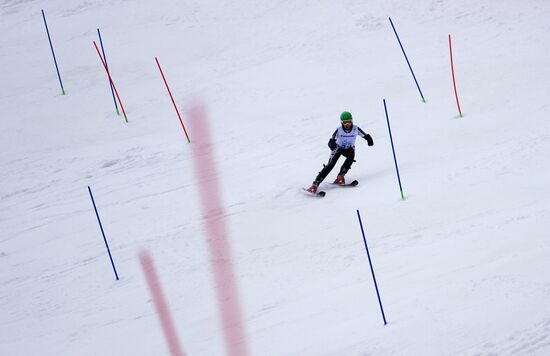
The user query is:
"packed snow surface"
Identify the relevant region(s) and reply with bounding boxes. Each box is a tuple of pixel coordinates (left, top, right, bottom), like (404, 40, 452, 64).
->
(2, 0, 550, 355)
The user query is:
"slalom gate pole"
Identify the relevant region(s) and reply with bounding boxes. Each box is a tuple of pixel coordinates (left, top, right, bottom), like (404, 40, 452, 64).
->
(41, 10, 65, 95)
(188, 102, 250, 356)
(97, 28, 120, 115)
(383, 99, 405, 200)
(88, 186, 119, 280)
(140, 251, 186, 356)
(388, 17, 425, 102)
(449, 34, 463, 117)
(155, 57, 191, 143)
(93, 41, 128, 122)
(356, 210, 387, 325)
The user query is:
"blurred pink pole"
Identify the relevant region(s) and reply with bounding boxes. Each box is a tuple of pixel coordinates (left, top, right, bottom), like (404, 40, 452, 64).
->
(188, 102, 250, 356)
(140, 251, 186, 356)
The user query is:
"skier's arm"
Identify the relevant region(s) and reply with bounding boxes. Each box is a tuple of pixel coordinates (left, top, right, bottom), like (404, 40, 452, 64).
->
(327, 129, 338, 150)
(357, 127, 374, 146)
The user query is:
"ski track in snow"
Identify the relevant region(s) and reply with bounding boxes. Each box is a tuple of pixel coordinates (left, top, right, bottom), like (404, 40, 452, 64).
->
(458, 318, 550, 356)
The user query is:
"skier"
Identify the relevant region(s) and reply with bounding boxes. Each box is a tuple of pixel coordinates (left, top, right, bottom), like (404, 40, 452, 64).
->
(306, 111, 374, 194)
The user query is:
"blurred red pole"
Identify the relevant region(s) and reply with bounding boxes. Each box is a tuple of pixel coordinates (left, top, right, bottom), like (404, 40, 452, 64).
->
(188, 102, 249, 356)
(140, 251, 185, 356)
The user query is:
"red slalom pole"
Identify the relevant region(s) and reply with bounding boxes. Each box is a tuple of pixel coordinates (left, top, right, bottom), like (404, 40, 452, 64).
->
(140, 251, 186, 356)
(155, 57, 191, 143)
(188, 102, 249, 356)
(449, 34, 463, 117)
(93, 41, 128, 123)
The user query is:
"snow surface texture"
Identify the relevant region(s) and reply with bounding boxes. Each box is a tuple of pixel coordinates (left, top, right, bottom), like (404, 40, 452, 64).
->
(2, 0, 550, 355)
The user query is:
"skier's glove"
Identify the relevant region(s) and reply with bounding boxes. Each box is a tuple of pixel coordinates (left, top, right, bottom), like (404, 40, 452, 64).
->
(328, 138, 337, 150)
(365, 134, 374, 146)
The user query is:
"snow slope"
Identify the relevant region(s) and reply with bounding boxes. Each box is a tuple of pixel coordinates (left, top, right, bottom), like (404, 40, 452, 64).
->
(2, 0, 550, 355)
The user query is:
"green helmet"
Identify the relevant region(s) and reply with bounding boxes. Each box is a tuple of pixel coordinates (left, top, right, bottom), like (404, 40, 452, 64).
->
(340, 111, 353, 122)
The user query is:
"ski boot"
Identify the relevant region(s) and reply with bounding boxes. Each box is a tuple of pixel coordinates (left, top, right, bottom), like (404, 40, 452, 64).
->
(333, 175, 345, 185)
(306, 181, 319, 193)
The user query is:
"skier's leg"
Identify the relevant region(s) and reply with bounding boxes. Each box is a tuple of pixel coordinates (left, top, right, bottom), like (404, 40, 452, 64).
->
(338, 148, 356, 177)
(314, 149, 342, 184)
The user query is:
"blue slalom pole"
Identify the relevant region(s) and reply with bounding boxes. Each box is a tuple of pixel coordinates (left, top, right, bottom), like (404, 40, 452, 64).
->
(41, 10, 65, 95)
(388, 17, 425, 102)
(384, 99, 405, 200)
(97, 28, 120, 115)
(88, 186, 119, 280)
(356, 210, 387, 325)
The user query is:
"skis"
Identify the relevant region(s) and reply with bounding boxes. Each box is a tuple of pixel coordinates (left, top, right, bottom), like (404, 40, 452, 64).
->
(303, 188, 326, 197)
(303, 180, 358, 197)
(331, 179, 359, 187)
